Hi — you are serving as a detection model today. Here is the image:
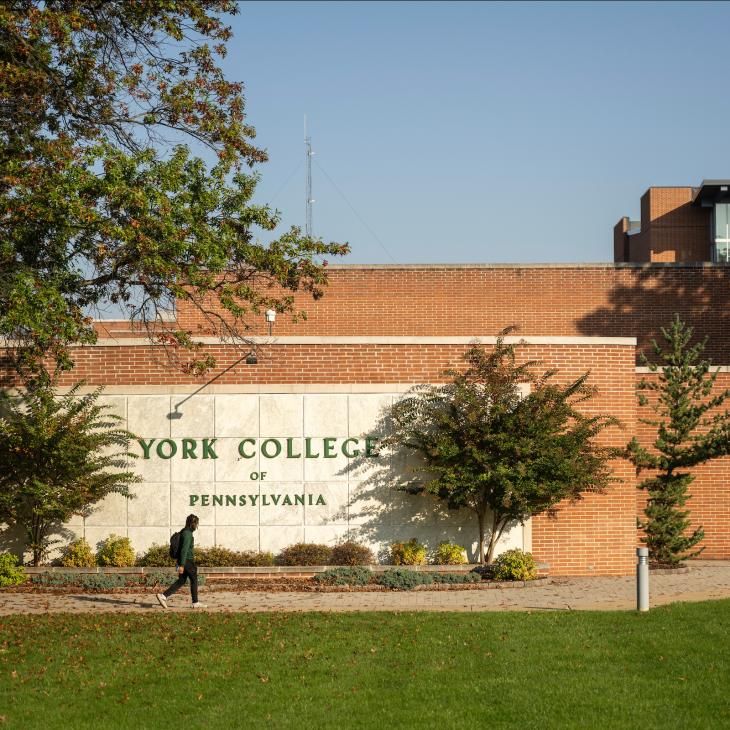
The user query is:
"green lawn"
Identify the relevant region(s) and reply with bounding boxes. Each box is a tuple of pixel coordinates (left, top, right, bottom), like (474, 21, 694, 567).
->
(1, 601, 729, 729)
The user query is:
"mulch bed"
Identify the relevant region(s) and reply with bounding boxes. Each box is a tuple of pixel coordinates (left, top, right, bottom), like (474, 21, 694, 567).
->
(1, 576, 550, 594)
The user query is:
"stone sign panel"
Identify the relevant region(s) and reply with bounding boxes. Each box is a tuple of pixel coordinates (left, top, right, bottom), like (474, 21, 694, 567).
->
(70, 390, 526, 560)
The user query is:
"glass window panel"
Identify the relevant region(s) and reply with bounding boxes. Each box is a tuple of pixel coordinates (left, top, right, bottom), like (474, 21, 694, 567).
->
(716, 241, 730, 263)
(715, 204, 730, 240)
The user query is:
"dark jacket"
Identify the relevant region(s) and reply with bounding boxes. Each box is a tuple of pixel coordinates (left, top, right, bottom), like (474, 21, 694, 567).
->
(177, 527, 195, 567)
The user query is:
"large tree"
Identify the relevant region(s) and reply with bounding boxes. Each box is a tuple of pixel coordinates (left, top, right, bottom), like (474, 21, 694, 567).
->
(0, 381, 140, 565)
(628, 316, 730, 567)
(385, 336, 618, 564)
(0, 1, 348, 379)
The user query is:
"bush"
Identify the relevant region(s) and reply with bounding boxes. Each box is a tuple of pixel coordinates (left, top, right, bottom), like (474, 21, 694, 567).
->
(377, 568, 433, 590)
(314, 567, 372, 586)
(96, 535, 135, 567)
(30, 571, 205, 589)
(330, 541, 374, 566)
(136, 543, 176, 567)
(0, 553, 26, 587)
(432, 572, 482, 584)
(433, 541, 468, 565)
(60, 538, 97, 568)
(277, 543, 333, 566)
(196, 547, 274, 567)
(137, 544, 275, 567)
(492, 549, 538, 581)
(389, 539, 427, 566)
(80, 574, 128, 590)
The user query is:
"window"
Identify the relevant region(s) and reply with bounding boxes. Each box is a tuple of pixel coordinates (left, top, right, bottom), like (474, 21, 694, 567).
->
(713, 204, 730, 262)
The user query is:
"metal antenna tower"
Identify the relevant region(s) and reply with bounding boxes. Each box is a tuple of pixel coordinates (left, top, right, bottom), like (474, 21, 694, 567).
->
(304, 115, 314, 237)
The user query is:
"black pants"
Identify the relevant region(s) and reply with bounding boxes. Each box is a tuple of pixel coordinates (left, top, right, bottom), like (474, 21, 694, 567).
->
(163, 560, 198, 603)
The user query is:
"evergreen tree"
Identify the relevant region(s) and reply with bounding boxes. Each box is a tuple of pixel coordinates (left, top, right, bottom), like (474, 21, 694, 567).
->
(628, 316, 730, 566)
(0, 380, 140, 565)
(385, 334, 618, 564)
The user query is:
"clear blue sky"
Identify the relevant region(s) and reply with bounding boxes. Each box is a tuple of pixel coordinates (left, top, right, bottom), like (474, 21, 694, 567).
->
(222, 1, 728, 264)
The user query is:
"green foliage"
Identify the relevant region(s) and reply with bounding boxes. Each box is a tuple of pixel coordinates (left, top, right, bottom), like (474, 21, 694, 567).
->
(377, 568, 434, 590)
(432, 572, 482, 584)
(492, 549, 538, 581)
(433, 542, 468, 565)
(276, 543, 334, 566)
(196, 547, 274, 567)
(30, 571, 205, 589)
(137, 543, 274, 567)
(384, 334, 618, 563)
(142, 571, 177, 588)
(627, 317, 730, 566)
(60, 539, 97, 568)
(330, 541, 375, 566)
(314, 567, 373, 586)
(96, 535, 136, 567)
(0, 382, 140, 565)
(135, 544, 176, 568)
(0, 1, 348, 379)
(0, 553, 26, 587)
(389, 539, 428, 566)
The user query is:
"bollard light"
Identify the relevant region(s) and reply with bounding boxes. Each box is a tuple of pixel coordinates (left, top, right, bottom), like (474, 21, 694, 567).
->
(637, 547, 649, 612)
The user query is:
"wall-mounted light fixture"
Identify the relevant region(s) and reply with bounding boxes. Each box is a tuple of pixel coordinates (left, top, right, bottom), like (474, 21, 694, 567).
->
(265, 309, 276, 336)
(245, 350, 258, 365)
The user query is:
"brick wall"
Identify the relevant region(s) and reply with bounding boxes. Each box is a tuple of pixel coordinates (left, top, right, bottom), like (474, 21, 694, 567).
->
(617, 187, 711, 263)
(174, 264, 730, 362)
(9, 263, 730, 574)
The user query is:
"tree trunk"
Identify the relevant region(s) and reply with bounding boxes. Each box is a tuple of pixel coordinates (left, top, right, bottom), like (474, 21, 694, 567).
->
(476, 509, 486, 564)
(30, 515, 45, 567)
(485, 512, 502, 565)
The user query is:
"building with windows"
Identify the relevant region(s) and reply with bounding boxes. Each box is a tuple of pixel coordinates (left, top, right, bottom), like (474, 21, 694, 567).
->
(614, 180, 730, 263)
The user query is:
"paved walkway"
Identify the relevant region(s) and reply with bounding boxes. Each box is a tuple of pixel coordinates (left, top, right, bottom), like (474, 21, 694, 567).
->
(3, 562, 730, 614)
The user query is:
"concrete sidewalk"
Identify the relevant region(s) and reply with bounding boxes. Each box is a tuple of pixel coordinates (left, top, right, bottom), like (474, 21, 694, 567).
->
(3, 561, 730, 614)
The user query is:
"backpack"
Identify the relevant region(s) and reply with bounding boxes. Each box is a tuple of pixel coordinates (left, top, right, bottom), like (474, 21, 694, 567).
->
(169, 531, 182, 560)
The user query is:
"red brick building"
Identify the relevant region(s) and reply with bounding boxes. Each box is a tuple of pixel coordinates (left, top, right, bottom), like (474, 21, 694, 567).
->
(7, 185, 730, 577)
(614, 180, 730, 263)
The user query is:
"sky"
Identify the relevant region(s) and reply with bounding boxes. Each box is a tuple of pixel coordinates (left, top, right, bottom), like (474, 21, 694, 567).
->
(221, 1, 730, 265)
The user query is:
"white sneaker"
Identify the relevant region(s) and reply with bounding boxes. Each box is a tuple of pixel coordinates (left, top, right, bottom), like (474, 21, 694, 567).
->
(156, 593, 168, 608)
(192, 602, 208, 609)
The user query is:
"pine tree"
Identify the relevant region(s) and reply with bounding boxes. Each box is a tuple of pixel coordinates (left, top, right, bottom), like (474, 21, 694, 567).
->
(628, 316, 730, 566)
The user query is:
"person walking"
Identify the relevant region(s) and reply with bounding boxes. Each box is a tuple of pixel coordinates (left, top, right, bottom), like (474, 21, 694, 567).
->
(156, 514, 207, 609)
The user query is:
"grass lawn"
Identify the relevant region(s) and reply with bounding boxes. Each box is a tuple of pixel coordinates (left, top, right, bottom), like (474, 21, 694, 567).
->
(1, 600, 729, 729)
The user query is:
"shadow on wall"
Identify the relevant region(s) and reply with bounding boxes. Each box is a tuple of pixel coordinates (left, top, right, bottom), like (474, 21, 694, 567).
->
(337, 406, 522, 563)
(0, 522, 76, 564)
(576, 265, 730, 363)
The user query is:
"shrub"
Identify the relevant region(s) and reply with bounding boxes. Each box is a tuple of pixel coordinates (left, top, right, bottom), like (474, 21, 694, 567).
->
(142, 570, 177, 587)
(277, 543, 333, 566)
(196, 547, 274, 567)
(0, 553, 26, 587)
(492, 549, 538, 581)
(31, 571, 77, 587)
(314, 567, 372, 586)
(389, 539, 427, 566)
(60, 538, 97, 568)
(377, 568, 433, 590)
(136, 543, 176, 567)
(432, 572, 482, 584)
(433, 542, 468, 565)
(30, 571, 205, 589)
(80, 573, 128, 590)
(96, 535, 135, 567)
(330, 541, 374, 566)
